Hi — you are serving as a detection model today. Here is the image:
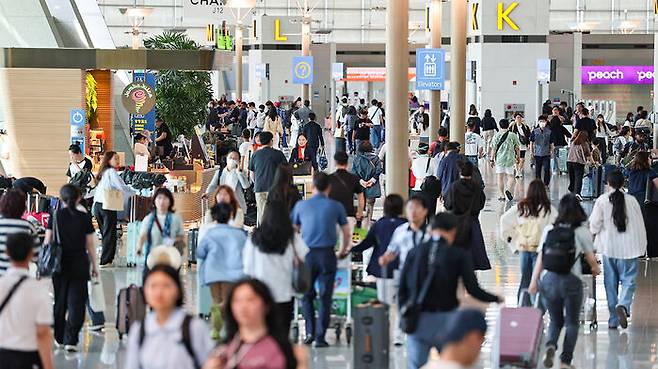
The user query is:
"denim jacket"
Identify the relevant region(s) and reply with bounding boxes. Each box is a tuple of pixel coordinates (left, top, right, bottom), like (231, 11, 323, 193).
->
(351, 152, 383, 199)
(197, 224, 247, 284)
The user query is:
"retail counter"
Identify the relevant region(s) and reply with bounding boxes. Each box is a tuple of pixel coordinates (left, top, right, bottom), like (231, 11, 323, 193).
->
(168, 168, 218, 222)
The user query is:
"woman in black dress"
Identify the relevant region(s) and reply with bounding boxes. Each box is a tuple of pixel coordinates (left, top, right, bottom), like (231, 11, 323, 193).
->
(444, 159, 491, 271)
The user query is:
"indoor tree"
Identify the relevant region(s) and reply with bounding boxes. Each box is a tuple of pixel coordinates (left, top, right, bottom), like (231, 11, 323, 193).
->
(143, 31, 212, 137)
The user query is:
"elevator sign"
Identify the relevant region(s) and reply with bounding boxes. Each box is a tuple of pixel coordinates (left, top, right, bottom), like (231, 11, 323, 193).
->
(416, 48, 445, 90)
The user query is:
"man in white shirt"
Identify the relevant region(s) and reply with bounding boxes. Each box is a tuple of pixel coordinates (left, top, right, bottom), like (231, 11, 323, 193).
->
(67, 144, 93, 179)
(421, 309, 488, 369)
(0, 233, 53, 369)
(464, 121, 485, 167)
(336, 98, 349, 127)
(368, 99, 384, 149)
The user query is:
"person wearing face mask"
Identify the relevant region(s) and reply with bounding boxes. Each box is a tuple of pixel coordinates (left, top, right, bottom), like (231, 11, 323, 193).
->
(204, 150, 251, 215)
(510, 113, 531, 178)
(529, 115, 555, 187)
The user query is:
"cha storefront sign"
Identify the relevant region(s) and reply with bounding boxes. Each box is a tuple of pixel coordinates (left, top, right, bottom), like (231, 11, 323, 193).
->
(581, 66, 654, 85)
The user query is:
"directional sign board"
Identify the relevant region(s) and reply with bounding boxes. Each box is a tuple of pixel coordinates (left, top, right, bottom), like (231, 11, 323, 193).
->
(292, 56, 314, 85)
(70, 109, 86, 153)
(416, 48, 446, 90)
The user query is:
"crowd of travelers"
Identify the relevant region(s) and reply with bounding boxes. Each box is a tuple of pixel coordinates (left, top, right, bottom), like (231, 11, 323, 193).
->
(0, 92, 655, 369)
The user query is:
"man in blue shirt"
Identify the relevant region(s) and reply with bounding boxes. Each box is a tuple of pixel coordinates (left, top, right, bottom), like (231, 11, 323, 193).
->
(291, 173, 351, 347)
(436, 141, 462, 196)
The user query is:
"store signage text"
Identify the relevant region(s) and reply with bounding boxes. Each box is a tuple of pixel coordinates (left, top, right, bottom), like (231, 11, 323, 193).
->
(581, 66, 654, 85)
(189, 0, 223, 5)
(471, 3, 479, 31)
(497, 2, 519, 30)
(275, 18, 288, 41)
(122, 82, 156, 115)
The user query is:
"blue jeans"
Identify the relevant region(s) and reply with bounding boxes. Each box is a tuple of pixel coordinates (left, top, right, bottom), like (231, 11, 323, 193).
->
(539, 272, 583, 365)
(407, 310, 455, 369)
(518, 251, 538, 304)
(603, 256, 638, 327)
(466, 155, 478, 167)
(86, 301, 105, 326)
(302, 248, 337, 342)
(371, 125, 382, 149)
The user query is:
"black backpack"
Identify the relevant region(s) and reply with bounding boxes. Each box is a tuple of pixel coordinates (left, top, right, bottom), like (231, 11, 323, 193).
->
(542, 224, 577, 274)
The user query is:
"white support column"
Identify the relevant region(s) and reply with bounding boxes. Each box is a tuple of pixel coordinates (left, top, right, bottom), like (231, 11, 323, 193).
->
(429, 0, 442, 142)
(450, 0, 467, 145)
(235, 25, 244, 101)
(385, 0, 409, 198)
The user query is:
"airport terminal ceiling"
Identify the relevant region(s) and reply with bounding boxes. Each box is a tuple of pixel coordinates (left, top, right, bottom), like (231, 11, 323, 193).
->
(94, 0, 658, 47)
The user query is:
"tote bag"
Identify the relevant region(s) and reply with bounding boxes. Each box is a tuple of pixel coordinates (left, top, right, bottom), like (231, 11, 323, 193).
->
(88, 277, 106, 312)
(102, 189, 124, 211)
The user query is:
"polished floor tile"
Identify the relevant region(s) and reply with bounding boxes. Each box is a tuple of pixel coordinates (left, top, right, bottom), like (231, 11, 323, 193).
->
(54, 160, 658, 369)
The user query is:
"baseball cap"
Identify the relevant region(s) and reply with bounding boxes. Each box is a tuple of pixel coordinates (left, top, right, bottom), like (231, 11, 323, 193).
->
(438, 309, 488, 347)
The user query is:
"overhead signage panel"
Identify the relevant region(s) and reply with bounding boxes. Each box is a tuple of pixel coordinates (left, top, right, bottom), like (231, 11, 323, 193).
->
(582, 66, 654, 85)
(416, 48, 446, 90)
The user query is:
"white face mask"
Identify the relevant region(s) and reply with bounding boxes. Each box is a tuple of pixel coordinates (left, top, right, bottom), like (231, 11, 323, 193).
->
(539, 121, 547, 128)
(226, 158, 238, 169)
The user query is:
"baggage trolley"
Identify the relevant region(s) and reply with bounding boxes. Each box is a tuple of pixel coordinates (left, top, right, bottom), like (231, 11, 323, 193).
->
(291, 255, 353, 345)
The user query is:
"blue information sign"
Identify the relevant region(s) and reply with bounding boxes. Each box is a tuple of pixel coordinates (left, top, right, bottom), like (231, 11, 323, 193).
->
(292, 56, 314, 84)
(70, 108, 86, 153)
(416, 48, 446, 90)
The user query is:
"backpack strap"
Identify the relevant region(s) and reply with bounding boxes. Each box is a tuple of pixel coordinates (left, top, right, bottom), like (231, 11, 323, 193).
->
(181, 315, 201, 369)
(138, 314, 200, 369)
(0, 276, 28, 315)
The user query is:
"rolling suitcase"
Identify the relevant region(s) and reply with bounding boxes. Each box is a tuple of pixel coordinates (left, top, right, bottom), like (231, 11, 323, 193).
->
(497, 305, 543, 368)
(558, 147, 568, 174)
(116, 284, 146, 340)
(580, 274, 598, 329)
(353, 301, 389, 369)
(187, 228, 199, 266)
(126, 221, 144, 267)
(196, 259, 213, 318)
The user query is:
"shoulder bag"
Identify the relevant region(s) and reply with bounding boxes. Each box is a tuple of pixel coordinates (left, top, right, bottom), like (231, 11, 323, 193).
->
(0, 276, 28, 314)
(400, 239, 440, 334)
(38, 211, 62, 277)
(291, 237, 311, 294)
(420, 156, 441, 196)
(494, 131, 511, 158)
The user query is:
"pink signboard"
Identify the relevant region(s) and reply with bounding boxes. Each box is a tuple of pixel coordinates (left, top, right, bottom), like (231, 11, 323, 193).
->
(582, 66, 654, 85)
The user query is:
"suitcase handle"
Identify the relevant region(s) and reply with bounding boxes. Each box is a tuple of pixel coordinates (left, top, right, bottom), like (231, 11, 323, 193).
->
(518, 289, 541, 309)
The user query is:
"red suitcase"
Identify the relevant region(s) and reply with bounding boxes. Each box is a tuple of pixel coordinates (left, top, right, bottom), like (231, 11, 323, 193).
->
(498, 307, 543, 368)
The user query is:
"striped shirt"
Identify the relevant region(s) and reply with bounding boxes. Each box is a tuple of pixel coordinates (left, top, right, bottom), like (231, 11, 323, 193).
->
(0, 218, 39, 276)
(589, 191, 647, 259)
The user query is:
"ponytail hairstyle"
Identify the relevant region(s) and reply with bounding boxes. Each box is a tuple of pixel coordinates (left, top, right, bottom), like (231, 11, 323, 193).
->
(60, 184, 81, 214)
(606, 170, 627, 233)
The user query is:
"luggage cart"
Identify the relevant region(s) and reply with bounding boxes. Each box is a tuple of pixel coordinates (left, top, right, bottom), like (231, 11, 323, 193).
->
(291, 255, 353, 345)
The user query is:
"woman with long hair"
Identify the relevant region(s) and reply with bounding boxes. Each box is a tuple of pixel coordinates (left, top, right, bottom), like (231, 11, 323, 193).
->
(136, 188, 184, 272)
(242, 200, 308, 335)
(626, 151, 658, 257)
(263, 107, 283, 149)
(594, 114, 612, 163)
(467, 104, 482, 135)
(613, 126, 633, 166)
(444, 160, 491, 271)
(92, 151, 135, 267)
(510, 113, 531, 178)
(125, 265, 213, 369)
(48, 184, 99, 352)
(500, 179, 556, 303)
(289, 133, 317, 172)
(566, 131, 593, 200)
(268, 164, 302, 212)
(529, 194, 600, 369)
(203, 185, 245, 229)
(203, 279, 300, 369)
(481, 109, 498, 156)
(590, 170, 646, 329)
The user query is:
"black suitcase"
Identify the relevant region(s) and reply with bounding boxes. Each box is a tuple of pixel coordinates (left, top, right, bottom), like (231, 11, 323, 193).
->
(353, 301, 389, 369)
(187, 228, 199, 266)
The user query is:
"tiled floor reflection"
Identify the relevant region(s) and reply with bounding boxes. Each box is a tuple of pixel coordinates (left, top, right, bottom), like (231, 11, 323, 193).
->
(54, 161, 658, 369)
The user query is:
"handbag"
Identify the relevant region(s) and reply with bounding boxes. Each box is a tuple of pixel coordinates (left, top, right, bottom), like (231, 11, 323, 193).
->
(291, 238, 311, 294)
(102, 188, 125, 211)
(645, 177, 658, 205)
(88, 276, 106, 312)
(292, 161, 313, 176)
(317, 147, 328, 170)
(37, 211, 62, 277)
(400, 240, 441, 334)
